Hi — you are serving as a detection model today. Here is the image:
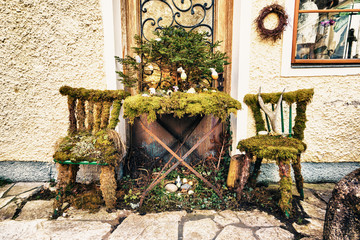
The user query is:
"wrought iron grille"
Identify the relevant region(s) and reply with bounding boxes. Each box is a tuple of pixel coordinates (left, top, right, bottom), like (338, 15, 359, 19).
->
(140, 0, 215, 43)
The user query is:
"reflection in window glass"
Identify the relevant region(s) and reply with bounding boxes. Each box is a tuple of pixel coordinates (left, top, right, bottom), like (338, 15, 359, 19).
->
(295, 11, 360, 59)
(299, 0, 355, 11)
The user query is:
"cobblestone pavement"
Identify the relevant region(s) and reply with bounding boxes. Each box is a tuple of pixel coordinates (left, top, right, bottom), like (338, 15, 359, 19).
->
(0, 182, 335, 240)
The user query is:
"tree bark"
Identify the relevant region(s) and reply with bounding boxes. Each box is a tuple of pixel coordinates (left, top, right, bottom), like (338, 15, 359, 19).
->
(323, 168, 360, 240)
(235, 153, 251, 200)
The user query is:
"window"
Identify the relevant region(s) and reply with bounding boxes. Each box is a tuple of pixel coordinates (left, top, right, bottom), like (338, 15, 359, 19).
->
(292, 0, 360, 65)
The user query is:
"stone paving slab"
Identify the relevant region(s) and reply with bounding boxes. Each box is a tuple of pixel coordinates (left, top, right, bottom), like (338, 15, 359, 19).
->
(213, 210, 241, 227)
(236, 209, 283, 227)
(109, 211, 186, 240)
(17, 200, 54, 220)
(4, 182, 44, 198)
(293, 218, 324, 239)
(301, 200, 326, 220)
(0, 183, 15, 198)
(0, 219, 46, 240)
(215, 225, 257, 240)
(0, 220, 111, 240)
(255, 227, 294, 240)
(0, 201, 18, 220)
(39, 220, 112, 240)
(58, 207, 131, 222)
(0, 196, 15, 209)
(183, 218, 220, 240)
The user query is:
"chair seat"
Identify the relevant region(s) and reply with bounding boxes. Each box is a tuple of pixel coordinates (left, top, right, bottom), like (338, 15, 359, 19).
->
(237, 135, 306, 161)
(53, 130, 122, 166)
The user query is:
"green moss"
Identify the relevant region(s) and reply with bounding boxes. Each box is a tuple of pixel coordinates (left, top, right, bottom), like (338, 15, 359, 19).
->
(277, 161, 292, 217)
(278, 173, 292, 217)
(108, 100, 123, 129)
(237, 135, 306, 161)
(123, 91, 241, 124)
(59, 86, 130, 102)
(87, 101, 95, 131)
(93, 102, 103, 133)
(53, 130, 122, 166)
(71, 190, 103, 212)
(243, 89, 314, 140)
(100, 101, 112, 129)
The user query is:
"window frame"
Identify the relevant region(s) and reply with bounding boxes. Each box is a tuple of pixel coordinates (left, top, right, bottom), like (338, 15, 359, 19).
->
(291, 0, 360, 65)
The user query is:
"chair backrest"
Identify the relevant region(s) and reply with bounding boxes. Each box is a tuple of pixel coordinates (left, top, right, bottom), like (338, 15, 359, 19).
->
(59, 86, 130, 134)
(243, 89, 314, 140)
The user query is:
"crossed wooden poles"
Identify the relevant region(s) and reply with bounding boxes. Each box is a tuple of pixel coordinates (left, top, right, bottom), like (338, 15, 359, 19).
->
(138, 117, 224, 207)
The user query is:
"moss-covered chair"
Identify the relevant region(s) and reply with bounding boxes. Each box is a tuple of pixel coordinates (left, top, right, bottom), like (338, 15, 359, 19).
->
(237, 89, 314, 217)
(53, 86, 130, 215)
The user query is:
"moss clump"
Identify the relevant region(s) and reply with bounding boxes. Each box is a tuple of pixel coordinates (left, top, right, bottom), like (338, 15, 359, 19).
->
(237, 135, 306, 162)
(278, 161, 292, 217)
(59, 86, 130, 102)
(243, 89, 314, 139)
(123, 91, 241, 124)
(108, 100, 123, 129)
(53, 130, 123, 166)
(71, 189, 104, 212)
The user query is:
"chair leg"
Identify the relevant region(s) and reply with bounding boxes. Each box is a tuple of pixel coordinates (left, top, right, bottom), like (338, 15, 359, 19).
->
(53, 164, 69, 217)
(100, 165, 117, 210)
(278, 160, 292, 218)
(53, 164, 79, 218)
(292, 155, 304, 199)
(247, 156, 262, 188)
(68, 164, 79, 184)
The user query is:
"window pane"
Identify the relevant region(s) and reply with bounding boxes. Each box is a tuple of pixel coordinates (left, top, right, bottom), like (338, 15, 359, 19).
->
(299, 0, 356, 11)
(295, 12, 360, 60)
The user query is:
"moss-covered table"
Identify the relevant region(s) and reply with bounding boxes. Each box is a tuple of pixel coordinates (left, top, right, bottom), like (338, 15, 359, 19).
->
(123, 91, 241, 206)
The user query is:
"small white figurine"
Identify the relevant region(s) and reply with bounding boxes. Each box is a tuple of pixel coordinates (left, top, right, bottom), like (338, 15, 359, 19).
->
(209, 68, 218, 80)
(181, 71, 187, 80)
(187, 88, 196, 94)
(149, 88, 156, 95)
(175, 175, 182, 188)
(177, 67, 184, 73)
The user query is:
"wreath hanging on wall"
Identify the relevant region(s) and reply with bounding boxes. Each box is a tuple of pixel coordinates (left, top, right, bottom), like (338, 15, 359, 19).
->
(255, 4, 289, 42)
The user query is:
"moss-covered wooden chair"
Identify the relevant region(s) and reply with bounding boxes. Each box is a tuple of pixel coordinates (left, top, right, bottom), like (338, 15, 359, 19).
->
(53, 86, 130, 215)
(237, 89, 314, 217)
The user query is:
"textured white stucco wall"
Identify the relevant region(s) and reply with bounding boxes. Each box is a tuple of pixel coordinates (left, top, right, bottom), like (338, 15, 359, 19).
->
(0, 0, 106, 162)
(246, 0, 360, 163)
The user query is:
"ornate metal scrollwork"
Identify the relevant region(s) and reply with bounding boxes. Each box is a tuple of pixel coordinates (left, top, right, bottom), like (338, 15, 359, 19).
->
(140, 0, 214, 43)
